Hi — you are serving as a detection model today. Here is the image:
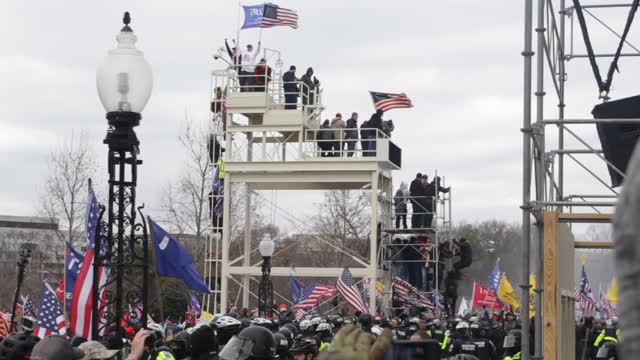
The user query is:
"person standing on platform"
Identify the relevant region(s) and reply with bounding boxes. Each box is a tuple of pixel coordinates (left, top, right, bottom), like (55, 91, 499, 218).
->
(423, 176, 450, 229)
(330, 113, 346, 156)
(394, 182, 409, 229)
(300, 67, 320, 108)
(240, 42, 261, 92)
(360, 120, 370, 156)
(410, 174, 428, 229)
(253, 58, 272, 92)
(366, 109, 384, 156)
(224, 38, 242, 72)
(317, 119, 334, 157)
(345, 112, 359, 157)
(282, 65, 299, 109)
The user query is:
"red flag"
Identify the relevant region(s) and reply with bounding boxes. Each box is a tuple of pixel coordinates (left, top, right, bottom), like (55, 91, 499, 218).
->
(185, 312, 197, 326)
(55, 277, 65, 302)
(471, 282, 508, 310)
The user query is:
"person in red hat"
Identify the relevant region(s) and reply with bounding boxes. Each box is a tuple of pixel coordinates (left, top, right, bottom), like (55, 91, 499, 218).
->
(330, 113, 346, 156)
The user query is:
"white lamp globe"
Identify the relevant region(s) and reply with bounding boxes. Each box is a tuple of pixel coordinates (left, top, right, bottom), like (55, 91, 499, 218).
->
(259, 233, 275, 257)
(96, 12, 153, 114)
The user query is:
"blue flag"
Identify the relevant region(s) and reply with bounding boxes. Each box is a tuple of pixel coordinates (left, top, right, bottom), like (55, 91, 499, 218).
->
(290, 277, 304, 303)
(149, 218, 210, 293)
(190, 293, 202, 317)
(241, 3, 280, 29)
(65, 242, 84, 313)
(488, 259, 502, 294)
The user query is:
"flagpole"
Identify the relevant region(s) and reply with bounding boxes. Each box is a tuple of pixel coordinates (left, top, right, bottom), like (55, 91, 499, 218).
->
(236, 1, 242, 48)
(147, 217, 165, 322)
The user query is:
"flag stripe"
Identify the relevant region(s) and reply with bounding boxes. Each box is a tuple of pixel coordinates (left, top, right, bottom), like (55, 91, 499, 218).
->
(337, 268, 369, 314)
(262, 6, 299, 29)
(370, 91, 413, 112)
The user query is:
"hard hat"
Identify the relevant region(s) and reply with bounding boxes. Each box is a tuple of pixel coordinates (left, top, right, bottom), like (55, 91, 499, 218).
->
(456, 321, 470, 330)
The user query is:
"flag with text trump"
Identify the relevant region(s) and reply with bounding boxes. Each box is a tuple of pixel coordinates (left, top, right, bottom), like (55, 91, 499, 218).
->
(471, 282, 508, 310)
(337, 268, 369, 314)
(34, 281, 66, 338)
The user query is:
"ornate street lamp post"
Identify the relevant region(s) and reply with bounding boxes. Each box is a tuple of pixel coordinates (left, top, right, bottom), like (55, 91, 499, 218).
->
(93, 11, 152, 341)
(258, 233, 275, 317)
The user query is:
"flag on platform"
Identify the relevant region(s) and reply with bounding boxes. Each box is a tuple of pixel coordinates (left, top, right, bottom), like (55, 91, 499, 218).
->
(370, 91, 413, 112)
(337, 268, 369, 314)
(241, 4, 268, 29)
(292, 284, 335, 310)
(577, 265, 598, 313)
(63, 242, 84, 313)
(190, 293, 202, 318)
(497, 274, 521, 310)
(290, 276, 305, 303)
(149, 218, 210, 293)
(606, 277, 619, 305)
(262, 4, 299, 29)
(0, 311, 9, 337)
(471, 282, 508, 310)
(457, 297, 469, 317)
(34, 281, 66, 338)
(392, 278, 434, 311)
(70, 190, 108, 339)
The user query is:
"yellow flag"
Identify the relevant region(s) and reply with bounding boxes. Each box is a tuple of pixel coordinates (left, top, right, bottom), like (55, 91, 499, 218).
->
(529, 274, 536, 318)
(606, 277, 619, 305)
(580, 253, 587, 265)
(376, 281, 384, 294)
(498, 274, 522, 310)
(199, 311, 214, 322)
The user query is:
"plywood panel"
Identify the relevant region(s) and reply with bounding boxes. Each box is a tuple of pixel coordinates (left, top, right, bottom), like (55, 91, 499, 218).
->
(543, 211, 558, 360)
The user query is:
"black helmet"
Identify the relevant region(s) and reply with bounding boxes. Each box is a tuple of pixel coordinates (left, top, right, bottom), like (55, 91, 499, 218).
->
(595, 341, 617, 360)
(277, 328, 294, 342)
(190, 325, 218, 358)
(503, 329, 522, 350)
(273, 333, 290, 358)
(289, 338, 317, 354)
(359, 314, 373, 329)
(167, 333, 191, 360)
(237, 326, 276, 359)
(281, 323, 299, 338)
(0, 330, 40, 360)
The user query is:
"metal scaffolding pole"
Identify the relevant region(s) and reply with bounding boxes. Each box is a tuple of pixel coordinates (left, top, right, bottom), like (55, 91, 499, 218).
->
(521, 0, 534, 358)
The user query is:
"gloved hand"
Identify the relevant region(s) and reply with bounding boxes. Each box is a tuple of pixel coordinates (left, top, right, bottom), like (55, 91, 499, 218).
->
(318, 325, 392, 360)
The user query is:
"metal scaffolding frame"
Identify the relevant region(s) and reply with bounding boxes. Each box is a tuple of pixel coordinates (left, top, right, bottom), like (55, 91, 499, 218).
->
(523, 1, 638, 359)
(202, 48, 402, 316)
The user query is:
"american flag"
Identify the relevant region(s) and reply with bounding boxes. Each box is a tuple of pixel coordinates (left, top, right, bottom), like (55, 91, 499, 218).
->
(292, 284, 336, 310)
(370, 91, 413, 112)
(337, 268, 369, 314)
(70, 190, 109, 339)
(21, 295, 37, 317)
(262, 4, 298, 29)
(0, 311, 9, 337)
(294, 309, 307, 321)
(577, 265, 598, 313)
(599, 290, 617, 318)
(392, 278, 435, 311)
(34, 281, 66, 338)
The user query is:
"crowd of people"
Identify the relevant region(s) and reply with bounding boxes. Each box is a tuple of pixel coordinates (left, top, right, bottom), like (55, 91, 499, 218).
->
(0, 304, 574, 360)
(316, 111, 395, 158)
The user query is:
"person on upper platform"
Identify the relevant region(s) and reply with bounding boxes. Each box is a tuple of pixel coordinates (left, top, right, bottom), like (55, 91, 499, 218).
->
(282, 65, 299, 110)
(360, 120, 370, 156)
(330, 113, 346, 156)
(253, 58, 272, 92)
(240, 41, 261, 92)
(410, 173, 428, 229)
(366, 109, 384, 155)
(394, 182, 409, 229)
(224, 38, 242, 72)
(345, 112, 359, 157)
(300, 67, 320, 108)
(423, 176, 450, 229)
(317, 119, 334, 158)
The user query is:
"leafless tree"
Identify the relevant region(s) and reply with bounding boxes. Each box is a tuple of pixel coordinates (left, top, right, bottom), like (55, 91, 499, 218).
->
(40, 132, 97, 246)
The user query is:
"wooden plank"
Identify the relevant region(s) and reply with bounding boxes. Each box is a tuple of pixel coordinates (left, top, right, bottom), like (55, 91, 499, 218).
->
(574, 241, 614, 249)
(557, 213, 613, 223)
(543, 211, 559, 360)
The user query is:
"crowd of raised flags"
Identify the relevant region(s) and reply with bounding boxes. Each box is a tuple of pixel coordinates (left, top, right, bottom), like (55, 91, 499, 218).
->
(3, 188, 211, 339)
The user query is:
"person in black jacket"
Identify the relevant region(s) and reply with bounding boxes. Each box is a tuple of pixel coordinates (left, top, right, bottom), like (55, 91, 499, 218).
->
(366, 109, 384, 156)
(360, 120, 370, 156)
(423, 176, 450, 229)
(410, 174, 428, 229)
(282, 65, 299, 109)
(300, 67, 320, 108)
(224, 38, 242, 72)
(453, 238, 472, 272)
(345, 112, 359, 157)
(317, 119, 334, 157)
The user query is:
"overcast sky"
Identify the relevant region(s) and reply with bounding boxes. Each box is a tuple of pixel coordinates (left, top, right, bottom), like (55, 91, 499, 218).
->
(1, 1, 639, 229)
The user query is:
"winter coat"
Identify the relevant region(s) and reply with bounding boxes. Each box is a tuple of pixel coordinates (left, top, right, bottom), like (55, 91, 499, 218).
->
(330, 117, 346, 141)
(345, 118, 358, 139)
(367, 111, 384, 138)
(360, 121, 371, 140)
(394, 189, 408, 213)
(282, 70, 299, 93)
(318, 123, 334, 140)
(253, 64, 272, 86)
